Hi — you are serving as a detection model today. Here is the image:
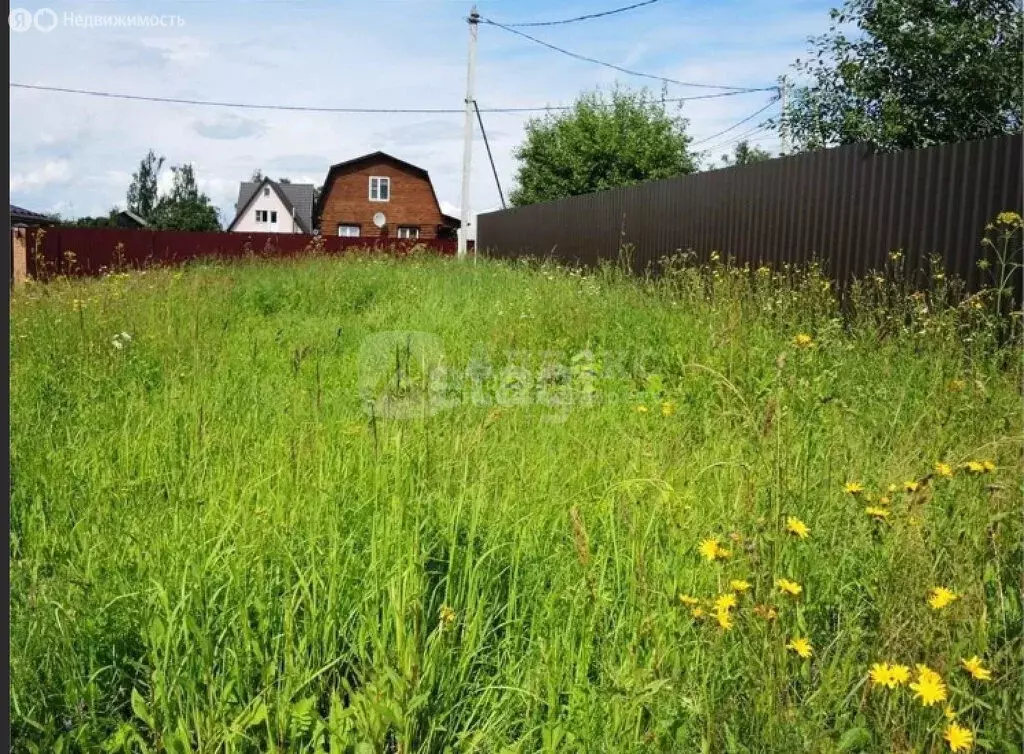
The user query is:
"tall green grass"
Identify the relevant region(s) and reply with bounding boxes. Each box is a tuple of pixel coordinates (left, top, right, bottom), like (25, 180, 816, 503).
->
(9, 234, 1023, 752)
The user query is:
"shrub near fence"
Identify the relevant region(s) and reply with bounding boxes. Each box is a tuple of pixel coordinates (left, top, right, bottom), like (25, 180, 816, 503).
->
(22, 227, 461, 279)
(478, 134, 1022, 293)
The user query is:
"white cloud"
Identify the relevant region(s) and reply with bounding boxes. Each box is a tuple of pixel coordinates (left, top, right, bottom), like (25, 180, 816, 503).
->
(10, 160, 72, 192)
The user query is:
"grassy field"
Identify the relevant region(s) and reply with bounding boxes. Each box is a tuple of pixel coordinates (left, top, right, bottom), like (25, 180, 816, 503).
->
(9, 239, 1023, 752)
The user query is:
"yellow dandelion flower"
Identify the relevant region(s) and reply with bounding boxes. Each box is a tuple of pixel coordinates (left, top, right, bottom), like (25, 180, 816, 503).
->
(878, 495, 890, 505)
(964, 460, 986, 474)
(982, 460, 996, 472)
(635, 404, 649, 414)
(889, 664, 910, 686)
(714, 606, 733, 630)
(928, 587, 959, 610)
(935, 461, 954, 478)
(903, 480, 920, 492)
(943, 722, 973, 752)
(886, 483, 898, 493)
(786, 637, 813, 658)
(730, 579, 751, 593)
(661, 401, 676, 417)
(714, 593, 738, 612)
(785, 516, 810, 539)
(865, 506, 891, 520)
(960, 656, 992, 681)
(910, 665, 947, 706)
(844, 481, 864, 495)
(792, 333, 814, 349)
(678, 594, 700, 606)
(944, 705, 957, 721)
(690, 606, 706, 619)
(776, 578, 803, 597)
(869, 663, 893, 688)
(698, 538, 730, 561)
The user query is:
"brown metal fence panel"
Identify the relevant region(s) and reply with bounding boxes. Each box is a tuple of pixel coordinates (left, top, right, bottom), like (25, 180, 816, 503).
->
(478, 135, 1022, 290)
(23, 228, 460, 278)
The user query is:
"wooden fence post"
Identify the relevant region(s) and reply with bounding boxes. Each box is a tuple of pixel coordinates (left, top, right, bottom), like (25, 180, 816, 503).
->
(11, 227, 27, 287)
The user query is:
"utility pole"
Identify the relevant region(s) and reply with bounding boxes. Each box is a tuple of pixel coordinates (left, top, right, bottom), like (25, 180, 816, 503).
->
(458, 6, 479, 260)
(778, 75, 789, 156)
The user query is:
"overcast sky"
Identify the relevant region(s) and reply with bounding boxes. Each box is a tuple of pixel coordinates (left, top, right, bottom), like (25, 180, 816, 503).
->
(9, 0, 835, 230)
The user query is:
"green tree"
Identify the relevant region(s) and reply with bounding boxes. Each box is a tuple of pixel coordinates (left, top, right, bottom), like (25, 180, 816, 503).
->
(126, 150, 165, 219)
(249, 169, 265, 183)
(509, 87, 696, 206)
(150, 164, 221, 232)
(782, 0, 1023, 152)
(719, 140, 773, 167)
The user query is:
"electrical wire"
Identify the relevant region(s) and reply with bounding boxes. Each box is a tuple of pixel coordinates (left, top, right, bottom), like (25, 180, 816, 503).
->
(701, 125, 774, 155)
(10, 82, 774, 114)
(472, 100, 506, 208)
(480, 20, 770, 92)
(688, 97, 779, 147)
(488, 0, 663, 27)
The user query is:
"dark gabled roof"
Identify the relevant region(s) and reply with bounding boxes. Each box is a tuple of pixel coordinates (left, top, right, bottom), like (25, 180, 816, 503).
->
(117, 209, 149, 227)
(313, 151, 460, 230)
(229, 178, 315, 233)
(10, 204, 51, 223)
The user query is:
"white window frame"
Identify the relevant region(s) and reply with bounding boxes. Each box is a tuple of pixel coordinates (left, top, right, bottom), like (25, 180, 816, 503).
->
(255, 210, 268, 223)
(338, 224, 360, 237)
(397, 226, 420, 239)
(270, 210, 278, 224)
(369, 176, 390, 202)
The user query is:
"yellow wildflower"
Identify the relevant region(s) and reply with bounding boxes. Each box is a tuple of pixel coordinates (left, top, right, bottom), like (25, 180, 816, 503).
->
(785, 516, 810, 539)
(730, 579, 751, 593)
(678, 594, 699, 606)
(910, 665, 948, 706)
(964, 460, 986, 474)
(690, 606, 706, 619)
(698, 538, 729, 562)
(903, 480, 920, 492)
(944, 705, 957, 721)
(995, 210, 1023, 227)
(928, 587, 959, 610)
(792, 333, 814, 349)
(714, 593, 737, 612)
(635, 404, 649, 414)
(439, 604, 456, 629)
(786, 637, 813, 658)
(661, 401, 676, 417)
(865, 506, 891, 520)
(869, 663, 892, 688)
(982, 460, 996, 472)
(844, 481, 864, 495)
(960, 656, 992, 681)
(935, 461, 954, 478)
(776, 578, 802, 597)
(878, 495, 890, 505)
(947, 378, 966, 392)
(714, 606, 733, 630)
(943, 722, 973, 752)
(889, 664, 910, 687)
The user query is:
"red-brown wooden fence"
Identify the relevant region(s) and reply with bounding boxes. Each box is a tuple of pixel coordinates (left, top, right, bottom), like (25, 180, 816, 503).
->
(22, 228, 463, 279)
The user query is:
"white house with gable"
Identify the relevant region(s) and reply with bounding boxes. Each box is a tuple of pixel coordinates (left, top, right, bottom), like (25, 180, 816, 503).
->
(228, 178, 315, 234)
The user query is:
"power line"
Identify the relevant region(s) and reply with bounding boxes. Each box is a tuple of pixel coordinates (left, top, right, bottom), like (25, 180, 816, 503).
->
(9, 82, 774, 114)
(702, 125, 774, 155)
(489, 0, 664, 27)
(689, 97, 779, 147)
(472, 101, 506, 209)
(480, 20, 770, 92)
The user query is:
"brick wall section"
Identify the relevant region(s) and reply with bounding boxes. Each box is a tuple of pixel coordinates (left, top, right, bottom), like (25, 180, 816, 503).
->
(319, 158, 448, 240)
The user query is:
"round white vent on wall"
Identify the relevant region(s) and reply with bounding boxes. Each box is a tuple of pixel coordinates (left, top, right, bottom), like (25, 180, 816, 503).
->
(373, 212, 387, 228)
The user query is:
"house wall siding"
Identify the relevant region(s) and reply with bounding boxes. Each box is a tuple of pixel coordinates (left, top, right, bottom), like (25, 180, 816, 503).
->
(319, 159, 445, 239)
(232, 188, 303, 234)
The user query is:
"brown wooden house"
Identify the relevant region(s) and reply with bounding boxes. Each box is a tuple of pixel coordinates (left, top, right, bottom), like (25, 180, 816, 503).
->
(314, 151, 460, 240)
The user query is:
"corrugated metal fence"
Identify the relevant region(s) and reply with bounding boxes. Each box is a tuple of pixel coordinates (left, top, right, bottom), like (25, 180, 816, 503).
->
(22, 228, 460, 279)
(478, 134, 1022, 290)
